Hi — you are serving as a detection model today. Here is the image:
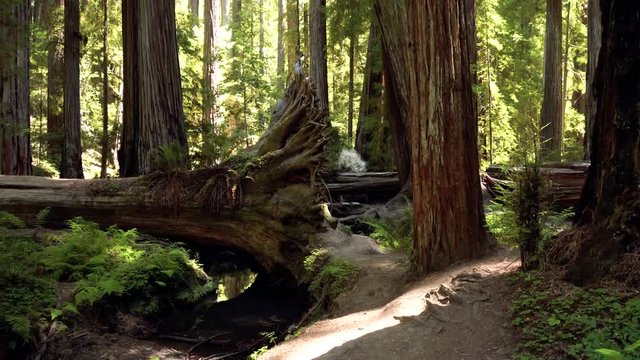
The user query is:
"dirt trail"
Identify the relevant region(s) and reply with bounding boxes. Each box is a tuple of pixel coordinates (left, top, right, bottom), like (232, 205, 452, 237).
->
(260, 229, 519, 360)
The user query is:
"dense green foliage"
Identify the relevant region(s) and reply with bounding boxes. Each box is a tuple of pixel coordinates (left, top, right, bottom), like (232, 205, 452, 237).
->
(366, 203, 413, 253)
(511, 273, 640, 359)
(308, 257, 358, 308)
(0, 217, 213, 348)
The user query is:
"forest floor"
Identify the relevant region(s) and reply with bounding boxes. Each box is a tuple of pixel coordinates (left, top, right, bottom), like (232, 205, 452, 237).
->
(44, 229, 520, 360)
(259, 229, 520, 360)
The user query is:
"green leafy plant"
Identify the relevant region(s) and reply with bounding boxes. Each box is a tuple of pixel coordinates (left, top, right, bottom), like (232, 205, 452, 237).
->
(309, 258, 359, 308)
(511, 273, 640, 359)
(595, 340, 640, 360)
(0, 211, 26, 229)
(365, 201, 413, 253)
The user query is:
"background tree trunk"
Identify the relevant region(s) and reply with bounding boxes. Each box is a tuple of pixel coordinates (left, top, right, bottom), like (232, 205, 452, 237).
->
(560, 1, 640, 286)
(188, 0, 199, 23)
(375, 1, 411, 185)
(60, 0, 84, 179)
(0, 0, 32, 175)
(100, 0, 109, 178)
(354, 21, 390, 171)
(407, 0, 486, 274)
(584, 0, 601, 160)
(347, 34, 356, 144)
(203, 0, 217, 138)
(43, 0, 64, 163)
(309, 0, 328, 110)
(276, 0, 285, 90)
(540, 0, 563, 158)
(285, 0, 299, 72)
(119, 0, 190, 177)
(220, 0, 228, 26)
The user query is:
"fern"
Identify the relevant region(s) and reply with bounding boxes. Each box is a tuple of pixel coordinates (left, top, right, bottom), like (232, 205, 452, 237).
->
(34, 207, 51, 227)
(0, 211, 26, 229)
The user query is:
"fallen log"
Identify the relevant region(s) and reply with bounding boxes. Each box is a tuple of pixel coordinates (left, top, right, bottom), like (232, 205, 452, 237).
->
(484, 162, 589, 208)
(0, 73, 332, 283)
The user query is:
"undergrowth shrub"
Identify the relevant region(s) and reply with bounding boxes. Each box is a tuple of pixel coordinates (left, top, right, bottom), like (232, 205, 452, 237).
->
(0, 216, 214, 350)
(40, 218, 214, 315)
(366, 202, 413, 253)
(309, 258, 358, 309)
(485, 163, 572, 270)
(0, 235, 56, 349)
(511, 273, 640, 359)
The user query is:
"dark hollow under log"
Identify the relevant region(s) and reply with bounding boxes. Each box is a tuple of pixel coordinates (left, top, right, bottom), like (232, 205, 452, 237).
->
(0, 73, 332, 283)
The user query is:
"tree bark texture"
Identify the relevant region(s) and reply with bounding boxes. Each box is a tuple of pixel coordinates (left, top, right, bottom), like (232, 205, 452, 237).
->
(60, 0, 84, 179)
(584, 0, 601, 160)
(540, 0, 563, 158)
(376, 0, 487, 275)
(0, 73, 331, 283)
(203, 0, 216, 135)
(552, 1, 640, 286)
(309, 0, 328, 110)
(0, 0, 32, 175)
(119, 0, 189, 177)
(409, 0, 486, 274)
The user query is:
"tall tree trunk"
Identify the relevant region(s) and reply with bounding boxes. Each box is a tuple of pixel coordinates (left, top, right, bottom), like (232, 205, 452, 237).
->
(42, 0, 64, 163)
(203, 0, 216, 138)
(347, 34, 356, 144)
(0, 0, 32, 175)
(188, 0, 199, 23)
(60, 0, 84, 179)
(354, 21, 390, 172)
(286, 0, 299, 72)
(540, 0, 563, 159)
(561, 1, 571, 134)
(376, 0, 487, 274)
(584, 0, 601, 160)
(276, 0, 285, 90)
(100, 0, 109, 178)
(220, 0, 228, 26)
(119, 0, 190, 177)
(302, 1, 309, 59)
(259, 0, 264, 58)
(374, 1, 411, 185)
(309, 0, 328, 110)
(561, 1, 640, 287)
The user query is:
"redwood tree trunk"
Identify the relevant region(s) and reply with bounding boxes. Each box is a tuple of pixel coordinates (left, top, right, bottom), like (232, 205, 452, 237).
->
(375, 1, 411, 186)
(410, 0, 485, 274)
(309, 0, 328, 110)
(100, 0, 109, 178)
(0, 0, 32, 176)
(584, 0, 602, 160)
(561, 1, 640, 286)
(377, 0, 487, 275)
(347, 34, 356, 143)
(203, 0, 216, 136)
(43, 0, 64, 163)
(276, 0, 285, 90)
(286, 0, 299, 72)
(60, 0, 84, 179)
(540, 0, 563, 158)
(119, 0, 190, 177)
(355, 21, 388, 171)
